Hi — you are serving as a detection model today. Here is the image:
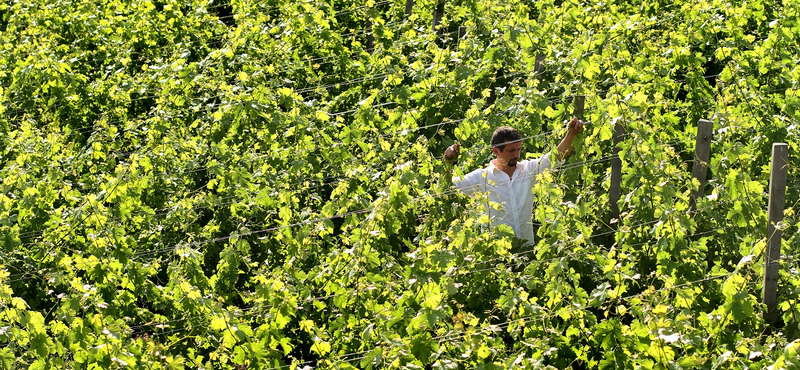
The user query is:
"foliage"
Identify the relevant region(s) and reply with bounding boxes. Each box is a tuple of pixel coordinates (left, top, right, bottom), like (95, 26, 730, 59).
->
(0, 0, 798, 368)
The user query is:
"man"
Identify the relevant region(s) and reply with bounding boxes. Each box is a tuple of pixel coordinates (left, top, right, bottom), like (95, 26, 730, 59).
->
(443, 118, 584, 244)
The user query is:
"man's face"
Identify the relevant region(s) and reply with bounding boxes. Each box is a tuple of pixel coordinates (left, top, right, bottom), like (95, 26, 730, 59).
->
(493, 142, 522, 167)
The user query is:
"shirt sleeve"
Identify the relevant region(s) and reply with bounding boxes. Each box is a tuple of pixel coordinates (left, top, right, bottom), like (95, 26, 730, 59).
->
(452, 168, 487, 196)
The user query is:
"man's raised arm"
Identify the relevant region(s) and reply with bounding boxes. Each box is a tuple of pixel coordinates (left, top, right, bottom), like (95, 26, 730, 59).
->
(556, 118, 585, 162)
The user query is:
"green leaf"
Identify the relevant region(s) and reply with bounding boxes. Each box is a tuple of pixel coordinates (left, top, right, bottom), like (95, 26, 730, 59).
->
(598, 123, 613, 141)
(299, 320, 314, 332)
(421, 282, 442, 309)
(477, 345, 491, 359)
(589, 282, 610, 307)
(210, 316, 227, 331)
(722, 274, 745, 299)
(24, 312, 46, 336)
(544, 105, 561, 119)
(727, 292, 755, 323)
(11, 297, 27, 309)
(311, 340, 331, 356)
(28, 359, 46, 370)
(0, 348, 13, 369)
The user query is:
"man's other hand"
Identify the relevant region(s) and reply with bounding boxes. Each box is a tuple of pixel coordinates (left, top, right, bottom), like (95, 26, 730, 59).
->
(568, 118, 584, 137)
(444, 144, 460, 164)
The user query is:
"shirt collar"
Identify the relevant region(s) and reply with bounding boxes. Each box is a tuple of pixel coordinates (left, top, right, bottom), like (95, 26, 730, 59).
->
(488, 160, 498, 172)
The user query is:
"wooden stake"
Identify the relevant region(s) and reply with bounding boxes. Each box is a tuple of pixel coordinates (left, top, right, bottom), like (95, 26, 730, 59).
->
(534, 54, 545, 75)
(574, 95, 585, 119)
(457, 26, 466, 48)
(405, 0, 413, 16)
(609, 119, 625, 220)
(763, 142, 789, 325)
(690, 119, 713, 211)
(432, 0, 444, 34)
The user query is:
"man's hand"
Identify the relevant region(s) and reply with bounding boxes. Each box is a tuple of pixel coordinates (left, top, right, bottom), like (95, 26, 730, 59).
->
(567, 117, 584, 137)
(557, 118, 584, 161)
(444, 143, 460, 165)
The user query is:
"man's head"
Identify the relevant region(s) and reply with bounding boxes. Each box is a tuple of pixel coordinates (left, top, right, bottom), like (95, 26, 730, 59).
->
(491, 126, 522, 167)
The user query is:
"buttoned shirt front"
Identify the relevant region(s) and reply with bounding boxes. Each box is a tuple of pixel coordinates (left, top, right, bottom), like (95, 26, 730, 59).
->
(453, 153, 558, 244)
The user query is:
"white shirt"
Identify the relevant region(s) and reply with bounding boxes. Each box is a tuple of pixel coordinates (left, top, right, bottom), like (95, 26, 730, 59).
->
(453, 153, 559, 244)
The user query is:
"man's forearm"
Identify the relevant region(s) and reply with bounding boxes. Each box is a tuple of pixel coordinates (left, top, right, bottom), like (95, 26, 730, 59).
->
(557, 118, 584, 161)
(437, 158, 455, 191)
(557, 133, 577, 162)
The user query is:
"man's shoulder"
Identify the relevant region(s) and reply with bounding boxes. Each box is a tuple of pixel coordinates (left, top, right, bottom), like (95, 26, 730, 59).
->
(519, 153, 558, 174)
(519, 152, 549, 165)
(463, 165, 489, 178)
(454, 164, 491, 184)
(452, 164, 490, 193)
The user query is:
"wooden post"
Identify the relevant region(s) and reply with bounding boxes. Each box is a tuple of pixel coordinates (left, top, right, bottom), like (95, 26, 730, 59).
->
(534, 54, 545, 75)
(405, 0, 413, 17)
(432, 0, 444, 34)
(609, 119, 625, 220)
(690, 119, 713, 211)
(366, 17, 374, 53)
(457, 26, 466, 48)
(573, 95, 585, 119)
(763, 143, 789, 325)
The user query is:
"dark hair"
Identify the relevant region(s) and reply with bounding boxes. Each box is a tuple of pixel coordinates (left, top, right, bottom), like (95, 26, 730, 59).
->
(491, 126, 522, 151)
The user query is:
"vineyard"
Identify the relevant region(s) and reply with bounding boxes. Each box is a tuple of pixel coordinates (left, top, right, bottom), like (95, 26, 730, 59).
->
(0, 0, 799, 368)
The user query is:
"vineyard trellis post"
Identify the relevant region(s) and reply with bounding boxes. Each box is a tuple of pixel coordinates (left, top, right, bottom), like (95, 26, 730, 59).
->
(405, 0, 413, 16)
(573, 95, 585, 119)
(534, 54, 545, 75)
(690, 119, 713, 211)
(763, 142, 789, 325)
(432, 0, 444, 34)
(609, 119, 625, 220)
(457, 26, 466, 48)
